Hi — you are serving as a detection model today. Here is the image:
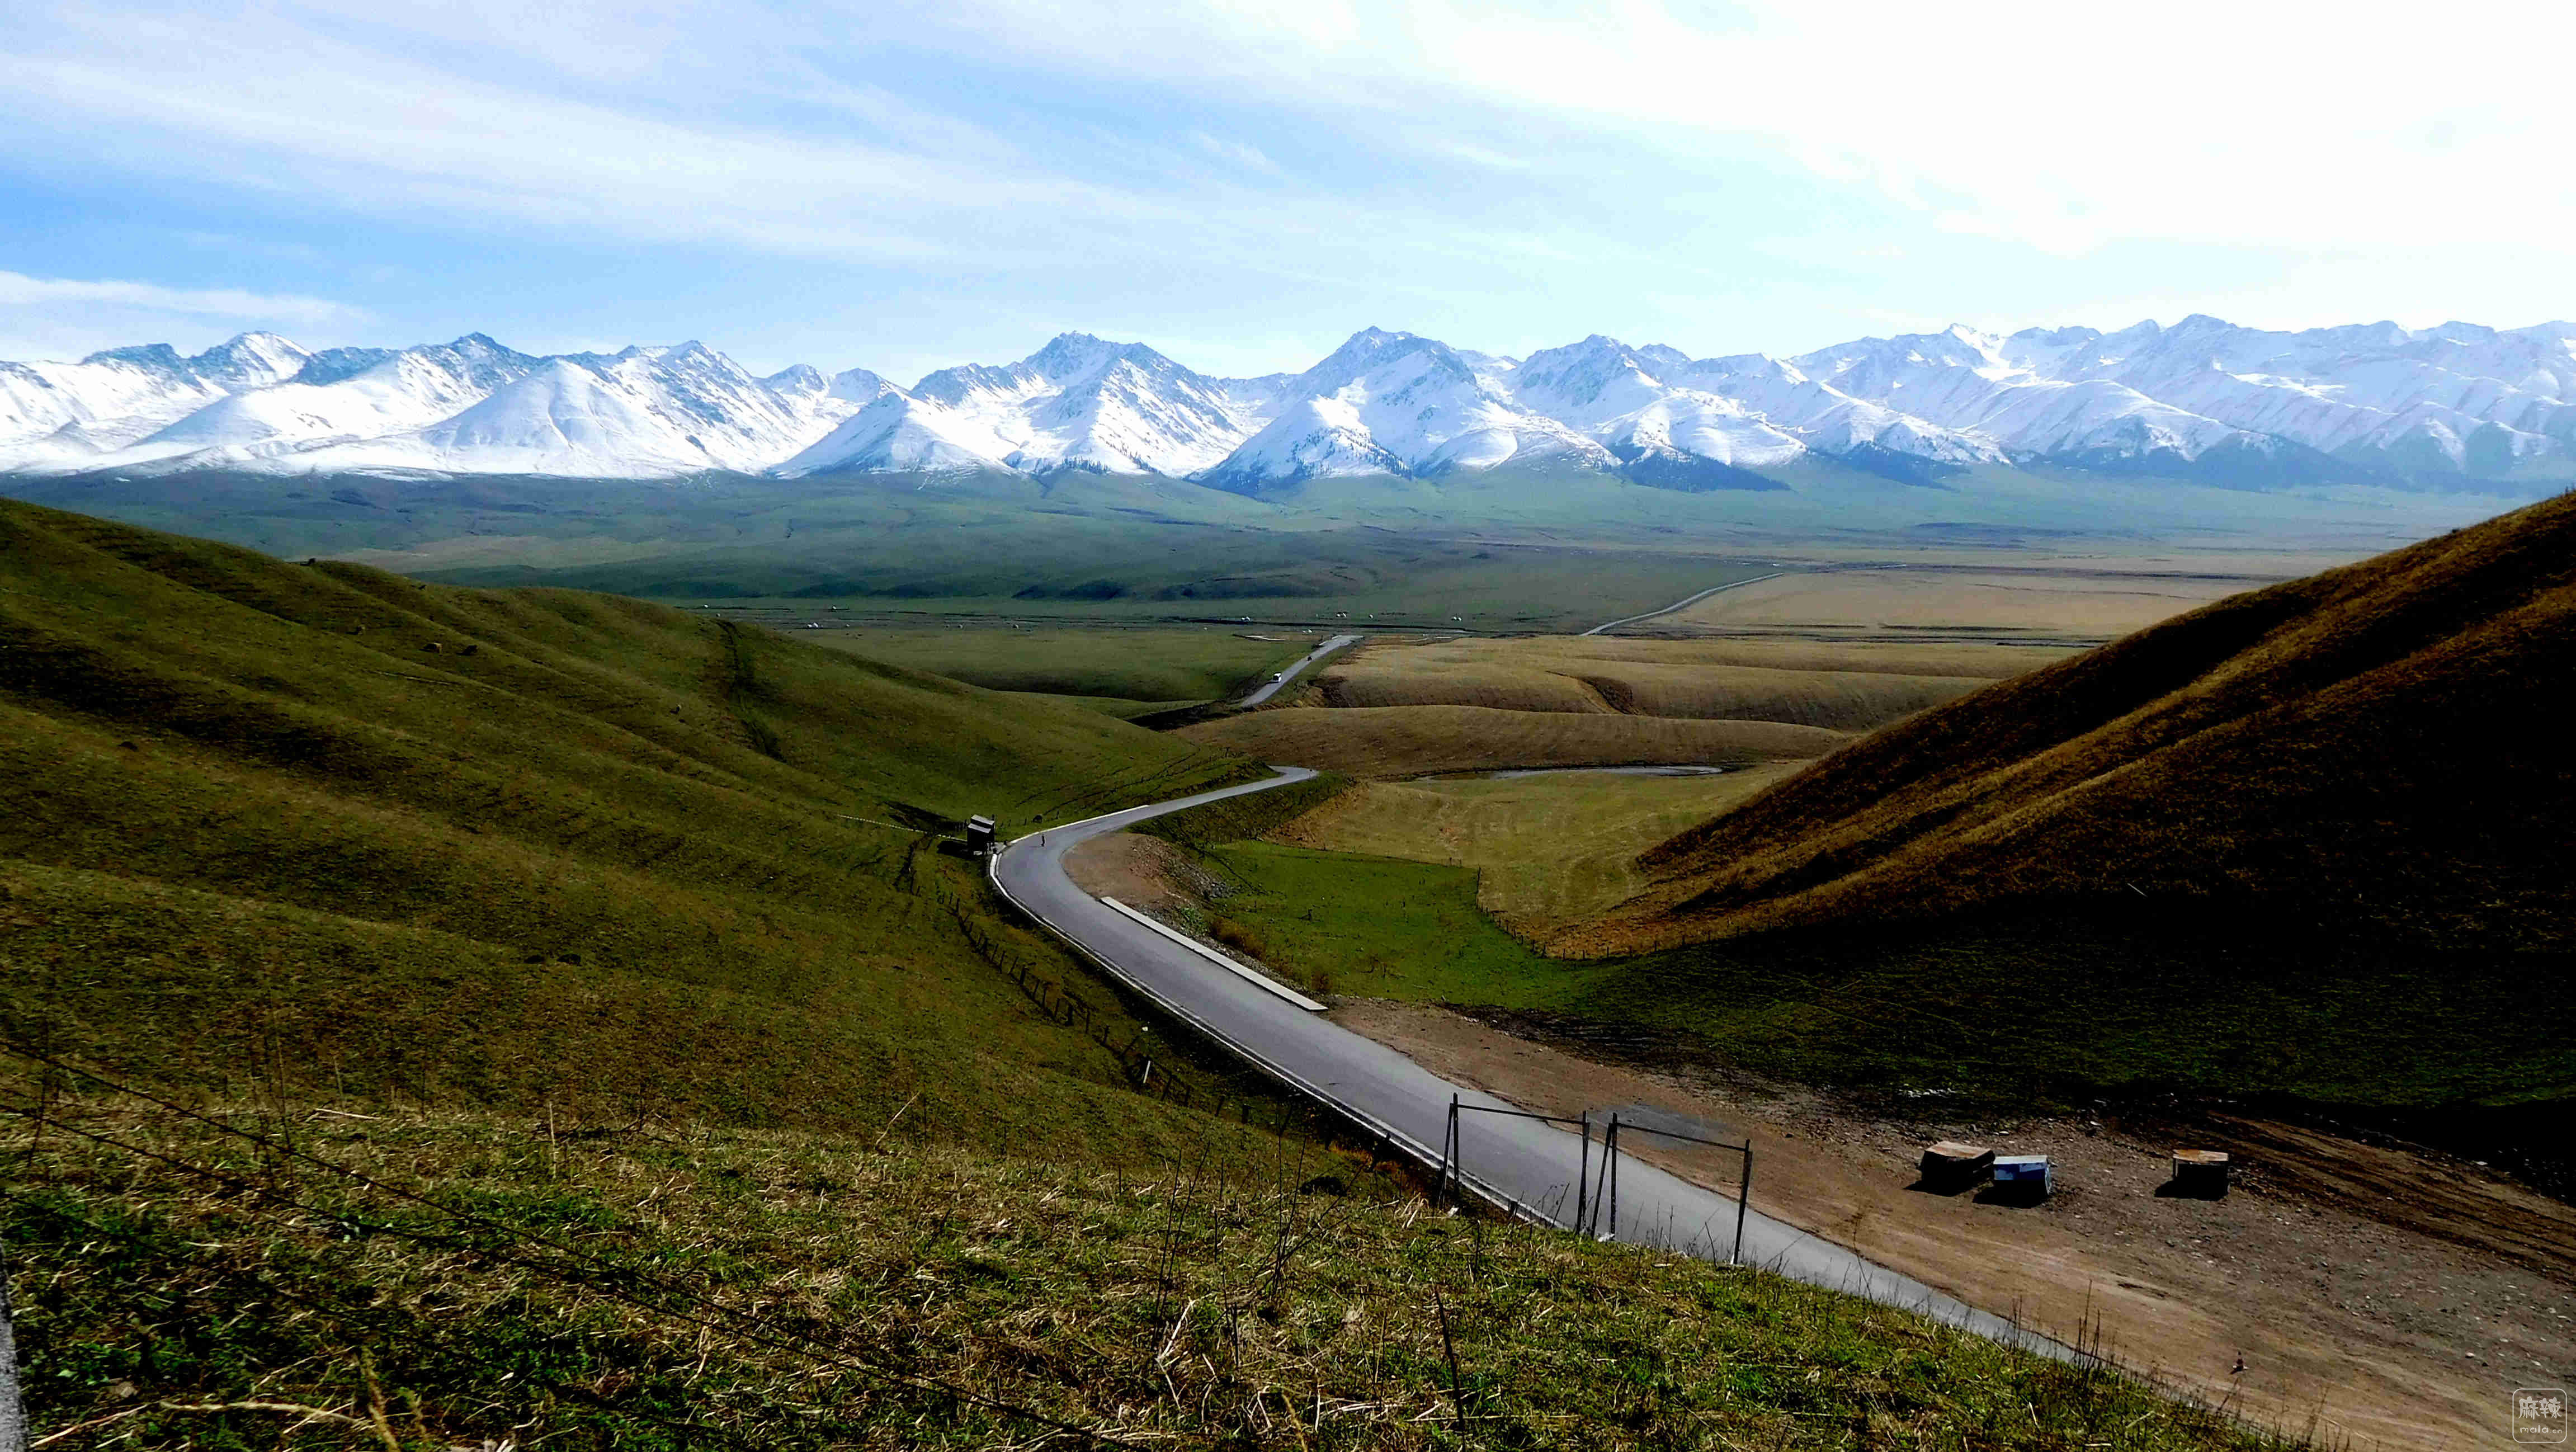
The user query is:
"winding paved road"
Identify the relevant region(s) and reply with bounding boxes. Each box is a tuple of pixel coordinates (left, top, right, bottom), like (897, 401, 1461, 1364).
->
(990, 767, 2068, 1358)
(1582, 573, 1785, 635)
(1236, 633, 1362, 706)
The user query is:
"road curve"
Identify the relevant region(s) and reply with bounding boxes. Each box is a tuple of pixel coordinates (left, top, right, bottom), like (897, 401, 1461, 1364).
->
(989, 767, 2069, 1359)
(1581, 573, 1786, 635)
(1236, 633, 1362, 706)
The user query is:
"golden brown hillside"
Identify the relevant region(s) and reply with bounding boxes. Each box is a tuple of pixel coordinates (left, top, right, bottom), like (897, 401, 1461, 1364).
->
(1582, 490, 2576, 958)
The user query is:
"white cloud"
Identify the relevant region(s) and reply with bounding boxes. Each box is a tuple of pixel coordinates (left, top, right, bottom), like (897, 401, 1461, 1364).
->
(907, 0, 2576, 265)
(0, 271, 360, 325)
(1190, 131, 1283, 175)
(0, 9, 1232, 269)
(0, 270, 367, 360)
(4, 0, 2571, 365)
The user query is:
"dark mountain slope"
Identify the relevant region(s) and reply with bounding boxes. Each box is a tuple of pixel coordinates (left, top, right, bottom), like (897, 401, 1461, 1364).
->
(1592, 489, 2576, 957)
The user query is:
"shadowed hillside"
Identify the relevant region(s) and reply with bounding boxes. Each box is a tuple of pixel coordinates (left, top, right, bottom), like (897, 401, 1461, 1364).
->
(1592, 489, 2576, 958)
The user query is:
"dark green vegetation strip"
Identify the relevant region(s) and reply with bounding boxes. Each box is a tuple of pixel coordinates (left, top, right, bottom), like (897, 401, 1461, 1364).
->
(0, 497, 1263, 1161)
(7, 1105, 2290, 1451)
(3, 466, 1775, 632)
(808, 624, 1313, 709)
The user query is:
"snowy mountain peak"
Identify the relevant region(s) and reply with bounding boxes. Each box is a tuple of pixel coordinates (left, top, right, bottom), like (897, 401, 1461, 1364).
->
(192, 332, 313, 389)
(827, 367, 894, 403)
(11, 313, 2576, 490)
(79, 342, 192, 374)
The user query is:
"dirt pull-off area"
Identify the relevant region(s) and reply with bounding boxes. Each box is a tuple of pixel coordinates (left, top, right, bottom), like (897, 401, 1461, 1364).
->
(1333, 999, 2574, 1451)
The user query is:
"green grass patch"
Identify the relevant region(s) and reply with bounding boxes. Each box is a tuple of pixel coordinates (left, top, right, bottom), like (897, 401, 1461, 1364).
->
(806, 623, 1314, 708)
(1191, 843, 1616, 1005)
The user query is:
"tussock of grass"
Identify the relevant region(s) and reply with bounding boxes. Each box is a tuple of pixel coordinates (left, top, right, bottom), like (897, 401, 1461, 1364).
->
(7, 1102, 2292, 1451)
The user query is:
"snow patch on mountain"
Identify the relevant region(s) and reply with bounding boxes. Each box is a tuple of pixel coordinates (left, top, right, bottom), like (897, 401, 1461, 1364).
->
(8, 315, 2575, 489)
(1204, 328, 1611, 487)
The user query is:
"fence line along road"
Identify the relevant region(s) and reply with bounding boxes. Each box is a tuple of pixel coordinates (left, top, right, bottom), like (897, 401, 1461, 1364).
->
(987, 767, 2073, 1361)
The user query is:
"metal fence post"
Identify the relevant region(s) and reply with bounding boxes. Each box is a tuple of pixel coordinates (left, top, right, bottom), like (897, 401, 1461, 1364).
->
(1734, 1142, 1753, 1265)
(1606, 1115, 1620, 1241)
(1437, 1094, 1457, 1209)
(1, 1242, 22, 1452)
(1575, 1110, 1589, 1234)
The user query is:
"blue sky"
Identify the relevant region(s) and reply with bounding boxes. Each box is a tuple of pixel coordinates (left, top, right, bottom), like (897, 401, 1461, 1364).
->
(3, 0, 2570, 382)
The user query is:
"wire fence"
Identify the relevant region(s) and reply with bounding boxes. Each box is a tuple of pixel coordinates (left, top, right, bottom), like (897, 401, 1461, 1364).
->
(1438, 1096, 1755, 1264)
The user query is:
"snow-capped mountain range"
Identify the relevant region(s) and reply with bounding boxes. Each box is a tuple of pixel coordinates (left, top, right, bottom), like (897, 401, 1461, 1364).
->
(7, 316, 2573, 492)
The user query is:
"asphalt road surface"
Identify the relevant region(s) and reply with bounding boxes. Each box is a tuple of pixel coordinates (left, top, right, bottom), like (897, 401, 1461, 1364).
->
(1581, 573, 1785, 635)
(990, 767, 2068, 1358)
(1236, 633, 1362, 706)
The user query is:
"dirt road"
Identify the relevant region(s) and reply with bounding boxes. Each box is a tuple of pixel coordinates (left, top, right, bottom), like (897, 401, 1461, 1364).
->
(1336, 998, 2575, 1450)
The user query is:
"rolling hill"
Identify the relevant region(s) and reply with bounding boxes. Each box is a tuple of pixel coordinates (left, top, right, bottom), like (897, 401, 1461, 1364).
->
(0, 496, 1263, 1158)
(1594, 489, 2576, 956)
(1512, 490, 2576, 1140)
(0, 500, 2295, 1449)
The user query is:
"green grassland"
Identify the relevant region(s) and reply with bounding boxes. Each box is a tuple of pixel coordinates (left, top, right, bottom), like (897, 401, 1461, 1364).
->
(6, 1104, 2284, 1452)
(454, 538, 1776, 635)
(1275, 768, 1805, 938)
(16, 466, 1790, 631)
(0, 497, 1276, 1162)
(0, 498, 2407, 1446)
(805, 623, 1315, 709)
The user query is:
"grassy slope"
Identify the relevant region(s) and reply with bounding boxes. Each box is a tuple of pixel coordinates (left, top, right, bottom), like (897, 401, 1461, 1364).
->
(7, 1106, 2281, 1452)
(1611, 491, 2576, 956)
(0, 501, 2366, 1447)
(1274, 767, 1806, 937)
(806, 624, 1313, 709)
(0, 497, 1263, 1161)
(1317, 637, 2044, 730)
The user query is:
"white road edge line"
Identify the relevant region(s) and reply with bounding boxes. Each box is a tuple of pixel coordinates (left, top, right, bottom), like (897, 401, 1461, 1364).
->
(1100, 897, 1327, 1012)
(987, 838, 1534, 1222)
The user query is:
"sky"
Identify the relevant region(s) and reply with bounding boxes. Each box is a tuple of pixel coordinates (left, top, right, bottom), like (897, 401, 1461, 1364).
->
(3, 0, 2573, 383)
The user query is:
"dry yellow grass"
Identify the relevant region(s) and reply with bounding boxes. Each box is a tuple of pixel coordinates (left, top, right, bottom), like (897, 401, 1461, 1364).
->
(1317, 635, 2046, 730)
(1176, 704, 1845, 779)
(1655, 567, 2260, 637)
(1273, 764, 1804, 936)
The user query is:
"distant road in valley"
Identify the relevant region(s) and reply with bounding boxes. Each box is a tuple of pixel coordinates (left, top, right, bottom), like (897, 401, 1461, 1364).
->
(1236, 632, 1361, 706)
(1582, 573, 1786, 635)
(989, 767, 2068, 1359)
